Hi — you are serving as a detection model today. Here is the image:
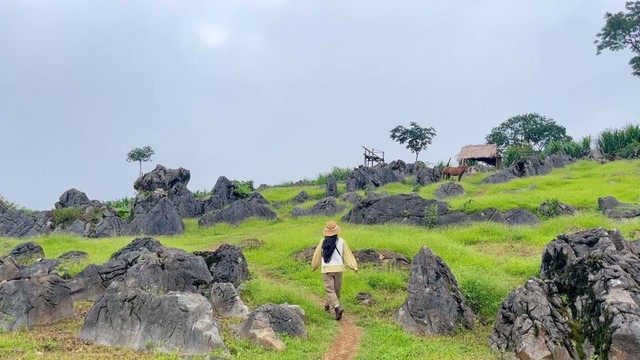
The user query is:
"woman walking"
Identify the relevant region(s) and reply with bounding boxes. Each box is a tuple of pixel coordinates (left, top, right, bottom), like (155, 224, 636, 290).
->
(311, 220, 358, 320)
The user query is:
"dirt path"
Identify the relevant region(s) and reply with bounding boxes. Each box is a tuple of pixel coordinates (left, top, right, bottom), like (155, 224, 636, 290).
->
(254, 267, 363, 360)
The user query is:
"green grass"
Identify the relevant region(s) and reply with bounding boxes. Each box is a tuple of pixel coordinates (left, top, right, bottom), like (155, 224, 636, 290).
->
(2, 159, 640, 359)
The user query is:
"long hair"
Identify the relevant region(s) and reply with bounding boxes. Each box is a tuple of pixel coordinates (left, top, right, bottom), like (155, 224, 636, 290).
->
(322, 235, 338, 263)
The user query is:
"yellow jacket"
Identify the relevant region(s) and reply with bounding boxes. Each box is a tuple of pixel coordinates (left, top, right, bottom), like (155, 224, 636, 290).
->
(311, 237, 358, 273)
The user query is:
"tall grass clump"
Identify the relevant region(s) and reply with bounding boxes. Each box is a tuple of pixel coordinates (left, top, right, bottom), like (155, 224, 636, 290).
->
(596, 124, 640, 159)
(503, 144, 536, 167)
(314, 166, 352, 185)
(544, 136, 592, 159)
(106, 196, 135, 220)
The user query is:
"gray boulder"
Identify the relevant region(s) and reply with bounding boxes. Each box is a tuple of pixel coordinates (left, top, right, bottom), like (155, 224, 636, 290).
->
(199, 200, 276, 227)
(123, 247, 213, 295)
(79, 282, 227, 355)
(54, 188, 90, 209)
(168, 186, 204, 218)
(203, 176, 241, 212)
(480, 171, 518, 184)
(0, 210, 53, 238)
(434, 183, 465, 198)
(128, 194, 184, 235)
(395, 247, 474, 335)
(493, 228, 640, 359)
(325, 175, 338, 198)
(133, 164, 191, 192)
(545, 152, 573, 168)
(20, 258, 63, 279)
(353, 249, 410, 268)
(342, 194, 448, 226)
(110, 237, 164, 263)
(340, 192, 364, 204)
(598, 196, 640, 218)
(0, 256, 22, 281)
(290, 191, 310, 204)
(502, 208, 540, 226)
(490, 277, 578, 359)
(0, 275, 74, 332)
(539, 200, 577, 217)
(194, 244, 249, 287)
(509, 156, 553, 178)
(210, 282, 250, 318)
(415, 167, 442, 186)
(233, 303, 307, 350)
(9, 242, 44, 264)
(346, 166, 403, 192)
(69, 260, 129, 301)
(292, 197, 345, 218)
(58, 250, 89, 262)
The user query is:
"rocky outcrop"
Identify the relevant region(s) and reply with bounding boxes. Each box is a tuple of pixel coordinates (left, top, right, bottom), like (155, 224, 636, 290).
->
(290, 191, 310, 204)
(210, 282, 250, 318)
(79, 282, 227, 355)
(233, 303, 307, 350)
(395, 247, 474, 335)
(70, 237, 210, 301)
(325, 175, 338, 198)
(123, 247, 213, 295)
(54, 188, 90, 209)
(203, 176, 242, 212)
(199, 200, 276, 227)
(0, 274, 74, 332)
(346, 166, 403, 192)
(598, 195, 640, 219)
(416, 167, 442, 185)
(491, 228, 640, 359)
(340, 192, 364, 204)
(133, 165, 191, 192)
(0, 256, 22, 281)
(292, 197, 345, 218)
(482, 153, 574, 184)
(9, 242, 44, 264)
(353, 249, 410, 268)
(341, 194, 539, 227)
(539, 200, 577, 217)
(434, 182, 465, 198)
(0, 209, 53, 238)
(128, 194, 184, 235)
(194, 244, 249, 287)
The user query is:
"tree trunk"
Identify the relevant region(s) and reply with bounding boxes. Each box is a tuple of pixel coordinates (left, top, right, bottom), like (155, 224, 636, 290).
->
(138, 161, 142, 178)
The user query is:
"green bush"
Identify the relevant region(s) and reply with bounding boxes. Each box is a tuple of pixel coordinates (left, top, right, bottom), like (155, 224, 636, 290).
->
(596, 124, 640, 159)
(233, 180, 255, 198)
(51, 208, 83, 226)
(544, 136, 592, 159)
(539, 198, 562, 218)
(314, 166, 352, 185)
(503, 144, 536, 167)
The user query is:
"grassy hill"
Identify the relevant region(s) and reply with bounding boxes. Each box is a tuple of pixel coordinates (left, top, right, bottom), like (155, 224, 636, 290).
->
(1, 159, 640, 359)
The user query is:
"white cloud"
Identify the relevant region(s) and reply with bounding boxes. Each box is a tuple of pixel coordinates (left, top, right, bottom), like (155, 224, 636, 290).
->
(193, 24, 231, 48)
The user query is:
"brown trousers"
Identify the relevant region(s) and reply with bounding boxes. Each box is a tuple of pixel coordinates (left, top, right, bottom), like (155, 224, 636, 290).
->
(322, 271, 343, 310)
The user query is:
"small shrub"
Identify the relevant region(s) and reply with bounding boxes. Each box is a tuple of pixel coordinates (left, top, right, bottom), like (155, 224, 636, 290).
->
(596, 124, 640, 159)
(314, 166, 352, 185)
(51, 208, 83, 226)
(232, 180, 254, 198)
(503, 144, 536, 167)
(540, 198, 562, 218)
(544, 136, 592, 159)
(423, 204, 438, 229)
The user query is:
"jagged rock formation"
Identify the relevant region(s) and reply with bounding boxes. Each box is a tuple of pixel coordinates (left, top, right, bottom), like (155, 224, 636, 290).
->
(199, 199, 276, 226)
(434, 182, 466, 198)
(290, 190, 310, 204)
(233, 303, 307, 350)
(128, 193, 184, 235)
(341, 194, 539, 227)
(325, 175, 338, 197)
(598, 195, 640, 219)
(491, 228, 640, 359)
(210, 282, 250, 318)
(292, 197, 345, 218)
(482, 153, 574, 184)
(395, 247, 475, 335)
(79, 281, 227, 355)
(194, 244, 250, 287)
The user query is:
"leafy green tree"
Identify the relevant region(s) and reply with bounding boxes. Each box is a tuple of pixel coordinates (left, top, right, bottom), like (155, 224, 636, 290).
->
(126, 146, 155, 178)
(389, 122, 437, 161)
(485, 113, 571, 153)
(595, 1, 640, 77)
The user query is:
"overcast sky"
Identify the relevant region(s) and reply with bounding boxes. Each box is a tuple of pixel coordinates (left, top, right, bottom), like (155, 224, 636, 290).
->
(1, 0, 638, 210)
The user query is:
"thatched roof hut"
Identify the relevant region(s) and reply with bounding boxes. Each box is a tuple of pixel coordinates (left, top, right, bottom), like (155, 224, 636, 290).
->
(456, 144, 502, 169)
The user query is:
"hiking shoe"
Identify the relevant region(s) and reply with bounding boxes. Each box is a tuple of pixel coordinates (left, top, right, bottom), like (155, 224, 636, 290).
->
(335, 307, 344, 321)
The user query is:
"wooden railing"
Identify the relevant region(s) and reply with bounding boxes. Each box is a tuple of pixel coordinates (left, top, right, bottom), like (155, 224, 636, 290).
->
(363, 146, 384, 167)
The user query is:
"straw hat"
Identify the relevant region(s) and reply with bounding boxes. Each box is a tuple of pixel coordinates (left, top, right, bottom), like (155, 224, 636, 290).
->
(323, 220, 341, 236)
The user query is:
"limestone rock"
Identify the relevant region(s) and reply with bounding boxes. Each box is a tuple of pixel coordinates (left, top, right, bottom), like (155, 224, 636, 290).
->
(210, 282, 250, 318)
